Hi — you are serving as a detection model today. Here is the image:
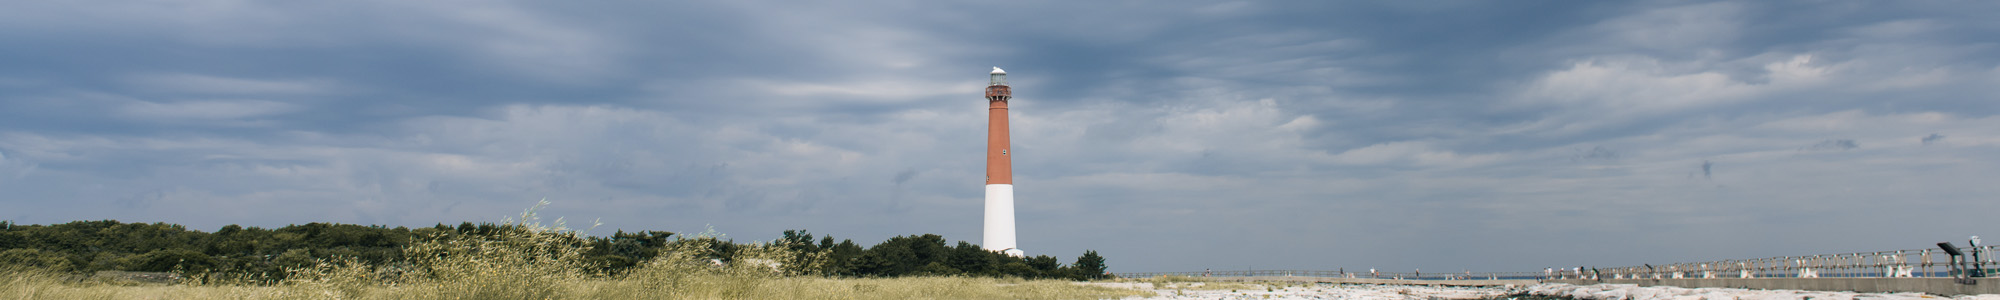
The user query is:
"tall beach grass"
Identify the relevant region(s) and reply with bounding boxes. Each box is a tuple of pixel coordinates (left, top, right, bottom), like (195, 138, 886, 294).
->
(0, 201, 1146, 299)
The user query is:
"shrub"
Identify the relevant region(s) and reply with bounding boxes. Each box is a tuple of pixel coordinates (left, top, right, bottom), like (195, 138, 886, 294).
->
(284, 199, 597, 299)
(0, 248, 75, 271)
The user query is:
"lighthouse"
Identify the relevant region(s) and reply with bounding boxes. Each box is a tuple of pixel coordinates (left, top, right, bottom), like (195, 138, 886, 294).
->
(984, 67, 1024, 257)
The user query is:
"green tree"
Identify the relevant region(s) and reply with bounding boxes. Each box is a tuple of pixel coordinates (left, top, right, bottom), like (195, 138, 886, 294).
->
(0, 219, 1118, 281)
(0, 224, 23, 249)
(997, 262, 1037, 278)
(1073, 250, 1106, 280)
(947, 241, 997, 276)
(823, 239, 863, 276)
(914, 261, 961, 276)
(853, 234, 950, 276)
(273, 248, 316, 269)
(127, 248, 218, 272)
(1032, 255, 1064, 278)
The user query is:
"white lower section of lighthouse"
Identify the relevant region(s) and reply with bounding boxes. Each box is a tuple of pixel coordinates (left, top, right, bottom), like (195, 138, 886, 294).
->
(983, 184, 1024, 257)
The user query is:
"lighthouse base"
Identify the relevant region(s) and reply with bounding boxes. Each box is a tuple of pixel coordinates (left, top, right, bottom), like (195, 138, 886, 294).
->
(983, 184, 1020, 257)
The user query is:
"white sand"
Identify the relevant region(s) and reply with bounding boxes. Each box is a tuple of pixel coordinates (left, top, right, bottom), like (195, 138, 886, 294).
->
(1527, 283, 2000, 300)
(1087, 282, 1515, 300)
(1088, 282, 2000, 300)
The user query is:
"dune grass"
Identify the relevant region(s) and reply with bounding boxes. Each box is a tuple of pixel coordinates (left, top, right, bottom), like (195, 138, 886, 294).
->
(0, 202, 1147, 299)
(0, 267, 1146, 300)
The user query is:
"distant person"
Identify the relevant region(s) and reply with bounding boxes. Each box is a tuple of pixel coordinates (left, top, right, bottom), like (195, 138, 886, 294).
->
(1203, 269, 1211, 277)
(1370, 268, 1377, 278)
(1882, 255, 1897, 277)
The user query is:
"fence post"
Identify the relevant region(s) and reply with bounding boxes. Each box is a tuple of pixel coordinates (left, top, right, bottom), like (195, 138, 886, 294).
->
(1763, 258, 1772, 278)
(1875, 252, 1883, 277)
(1923, 249, 1933, 277)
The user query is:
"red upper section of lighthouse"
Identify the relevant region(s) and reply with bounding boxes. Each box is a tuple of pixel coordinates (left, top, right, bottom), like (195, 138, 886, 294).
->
(985, 82, 1012, 185)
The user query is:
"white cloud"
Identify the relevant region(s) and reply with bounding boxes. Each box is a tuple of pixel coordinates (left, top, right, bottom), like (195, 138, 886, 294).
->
(1326, 141, 1429, 165)
(1276, 115, 1320, 132)
(1519, 55, 1830, 113)
(1321, 141, 1505, 167)
(1500, 52, 1855, 139)
(1588, 2, 1742, 52)
(1149, 33, 1386, 87)
(741, 79, 985, 101)
(115, 99, 299, 122)
(0, 149, 36, 180)
(1843, 19, 1944, 39)
(416, 1, 621, 81)
(125, 73, 336, 95)
(0, 1, 624, 83)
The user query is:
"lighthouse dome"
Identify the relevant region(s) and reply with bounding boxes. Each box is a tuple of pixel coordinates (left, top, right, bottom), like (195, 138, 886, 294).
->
(991, 67, 1006, 74)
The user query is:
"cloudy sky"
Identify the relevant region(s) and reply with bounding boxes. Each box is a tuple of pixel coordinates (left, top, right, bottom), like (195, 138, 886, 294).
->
(3, 1, 1998, 273)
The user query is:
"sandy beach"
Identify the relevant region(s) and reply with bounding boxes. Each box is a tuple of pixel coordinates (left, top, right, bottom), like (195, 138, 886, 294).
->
(1088, 281, 2000, 300)
(1088, 281, 1515, 300)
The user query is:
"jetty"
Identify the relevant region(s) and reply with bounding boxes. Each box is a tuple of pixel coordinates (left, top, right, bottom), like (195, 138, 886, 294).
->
(1118, 242, 1999, 295)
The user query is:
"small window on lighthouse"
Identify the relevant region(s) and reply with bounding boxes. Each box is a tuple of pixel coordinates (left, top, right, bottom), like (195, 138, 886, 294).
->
(1001, 149, 1008, 155)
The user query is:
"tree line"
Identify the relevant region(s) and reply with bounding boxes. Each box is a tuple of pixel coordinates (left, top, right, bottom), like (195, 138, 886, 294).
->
(0, 220, 1107, 281)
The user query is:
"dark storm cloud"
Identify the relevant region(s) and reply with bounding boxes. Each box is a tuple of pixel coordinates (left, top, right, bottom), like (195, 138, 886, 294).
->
(3, 0, 2000, 274)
